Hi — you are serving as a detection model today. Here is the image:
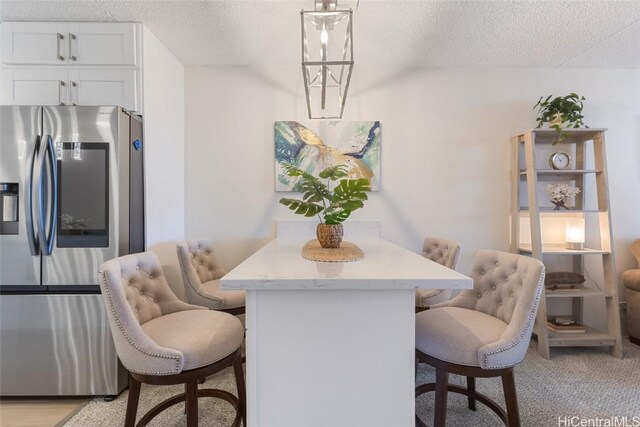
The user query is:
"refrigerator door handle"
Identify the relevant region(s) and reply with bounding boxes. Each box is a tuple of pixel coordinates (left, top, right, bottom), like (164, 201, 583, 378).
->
(35, 135, 57, 256)
(44, 135, 58, 255)
(25, 134, 40, 256)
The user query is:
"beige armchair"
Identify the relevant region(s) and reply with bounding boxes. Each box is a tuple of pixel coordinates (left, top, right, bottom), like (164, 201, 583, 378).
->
(176, 239, 245, 314)
(415, 250, 545, 427)
(416, 237, 461, 311)
(98, 252, 246, 426)
(622, 239, 640, 345)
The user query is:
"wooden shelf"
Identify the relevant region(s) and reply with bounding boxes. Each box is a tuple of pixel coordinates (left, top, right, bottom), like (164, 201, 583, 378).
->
(545, 286, 611, 298)
(519, 169, 601, 176)
(518, 244, 610, 255)
(516, 128, 608, 141)
(547, 326, 616, 347)
(519, 208, 602, 213)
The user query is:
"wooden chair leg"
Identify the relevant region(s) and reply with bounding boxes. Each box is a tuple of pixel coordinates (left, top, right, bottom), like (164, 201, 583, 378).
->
(183, 384, 188, 415)
(434, 368, 449, 427)
(502, 369, 520, 427)
(233, 356, 247, 425)
(185, 381, 198, 427)
(466, 376, 477, 411)
(182, 379, 205, 416)
(124, 375, 141, 427)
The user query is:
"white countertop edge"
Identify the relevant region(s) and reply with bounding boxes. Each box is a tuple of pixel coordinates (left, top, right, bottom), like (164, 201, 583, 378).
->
(221, 278, 472, 291)
(220, 238, 473, 291)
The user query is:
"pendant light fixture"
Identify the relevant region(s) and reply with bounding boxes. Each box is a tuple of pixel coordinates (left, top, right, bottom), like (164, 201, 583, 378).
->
(301, 0, 354, 119)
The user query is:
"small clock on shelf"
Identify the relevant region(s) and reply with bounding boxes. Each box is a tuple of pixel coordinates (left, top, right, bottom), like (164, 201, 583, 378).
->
(549, 152, 571, 170)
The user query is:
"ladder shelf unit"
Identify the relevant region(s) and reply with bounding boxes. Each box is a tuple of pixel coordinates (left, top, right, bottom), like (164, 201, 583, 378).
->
(510, 128, 623, 359)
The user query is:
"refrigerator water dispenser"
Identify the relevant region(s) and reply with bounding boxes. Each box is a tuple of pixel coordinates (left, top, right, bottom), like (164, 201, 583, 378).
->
(0, 183, 19, 235)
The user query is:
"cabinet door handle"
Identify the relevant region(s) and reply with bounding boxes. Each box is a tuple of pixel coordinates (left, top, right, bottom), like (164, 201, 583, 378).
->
(56, 33, 64, 61)
(70, 81, 78, 106)
(69, 33, 77, 61)
(59, 80, 66, 106)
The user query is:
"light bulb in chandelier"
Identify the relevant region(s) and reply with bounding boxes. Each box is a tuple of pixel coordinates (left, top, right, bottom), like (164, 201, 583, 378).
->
(320, 28, 329, 44)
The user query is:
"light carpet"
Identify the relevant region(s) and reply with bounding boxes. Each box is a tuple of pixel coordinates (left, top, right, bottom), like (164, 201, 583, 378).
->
(65, 340, 640, 427)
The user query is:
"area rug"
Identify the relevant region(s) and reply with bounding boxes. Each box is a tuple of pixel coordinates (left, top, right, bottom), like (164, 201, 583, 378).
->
(64, 340, 640, 426)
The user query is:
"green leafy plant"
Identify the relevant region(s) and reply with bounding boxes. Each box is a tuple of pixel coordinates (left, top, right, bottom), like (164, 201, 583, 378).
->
(533, 92, 589, 145)
(279, 163, 370, 225)
(533, 93, 587, 144)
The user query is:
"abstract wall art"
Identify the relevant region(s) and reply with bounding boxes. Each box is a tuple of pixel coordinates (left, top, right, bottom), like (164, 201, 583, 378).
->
(275, 121, 381, 192)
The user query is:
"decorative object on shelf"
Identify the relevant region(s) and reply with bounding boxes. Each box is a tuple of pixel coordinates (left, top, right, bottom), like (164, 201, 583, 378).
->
(533, 93, 587, 145)
(549, 151, 571, 170)
(302, 240, 364, 262)
(545, 183, 580, 210)
(545, 273, 585, 292)
(544, 272, 585, 291)
(279, 163, 370, 249)
(275, 121, 380, 191)
(547, 318, 586, 334)
(301, 0, 353, 119)
(565, 217, 585, 250)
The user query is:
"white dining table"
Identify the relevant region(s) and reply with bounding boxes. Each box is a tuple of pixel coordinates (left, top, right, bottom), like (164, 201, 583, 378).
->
(220, 221, 472, 427)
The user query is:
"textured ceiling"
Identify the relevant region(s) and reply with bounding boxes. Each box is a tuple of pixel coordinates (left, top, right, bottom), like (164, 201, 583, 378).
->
(1, 0, 639, 68)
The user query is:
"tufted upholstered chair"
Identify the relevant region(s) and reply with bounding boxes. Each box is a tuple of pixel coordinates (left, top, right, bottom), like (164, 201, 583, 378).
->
(176, 239, 245, 315)
(416, 237, 461, 311)
(622, 239, 640, 345)
(99, 252, 246, 427)
(415, 250, 545, 427)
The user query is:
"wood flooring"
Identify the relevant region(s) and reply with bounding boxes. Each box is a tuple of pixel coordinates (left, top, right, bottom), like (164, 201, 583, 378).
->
(0, 398, 90, 427)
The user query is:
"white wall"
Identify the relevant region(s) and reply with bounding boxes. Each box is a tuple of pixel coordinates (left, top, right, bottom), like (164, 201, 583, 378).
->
(185, 66, 639, 319)
(142, 26, 186, 297)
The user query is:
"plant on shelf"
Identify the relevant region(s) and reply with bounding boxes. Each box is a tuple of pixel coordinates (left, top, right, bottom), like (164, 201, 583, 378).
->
(279, 163, 370, 248)
(533, 93, 587, 144)
(545, 183, 580, 210)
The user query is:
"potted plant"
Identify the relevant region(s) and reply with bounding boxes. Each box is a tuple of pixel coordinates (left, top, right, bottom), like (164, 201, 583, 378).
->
(533, 93, 587, 144)
(279, 163, 370, 248)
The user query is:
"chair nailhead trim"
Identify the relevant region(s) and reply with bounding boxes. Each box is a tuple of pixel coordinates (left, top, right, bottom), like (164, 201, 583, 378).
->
(482, 271, 545, 369)
(99, 270, 182, 375)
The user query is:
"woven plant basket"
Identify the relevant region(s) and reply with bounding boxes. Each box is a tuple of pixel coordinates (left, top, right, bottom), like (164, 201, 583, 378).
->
(316, 224, 344, 248)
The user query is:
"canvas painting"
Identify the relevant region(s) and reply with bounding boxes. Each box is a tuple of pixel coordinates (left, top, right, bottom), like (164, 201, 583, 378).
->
(275, 121, 381, 192)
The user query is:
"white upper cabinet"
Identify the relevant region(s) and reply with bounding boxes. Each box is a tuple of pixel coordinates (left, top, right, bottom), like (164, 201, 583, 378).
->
(1, 22, 69, 65)
(1, 68, 138, 111)
(1, 68, 69, 105)
(2, 21, 142, 112)
(68, 69, 138, 111)
(68, 23, 137, 66)
(2, 22, 137, 66)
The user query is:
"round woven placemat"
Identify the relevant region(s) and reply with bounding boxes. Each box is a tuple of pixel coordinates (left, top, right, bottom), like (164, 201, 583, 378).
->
(301, 240, 364, 262)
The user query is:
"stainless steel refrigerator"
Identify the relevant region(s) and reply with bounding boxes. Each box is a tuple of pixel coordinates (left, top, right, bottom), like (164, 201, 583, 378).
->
(0, 106, 144, 396)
